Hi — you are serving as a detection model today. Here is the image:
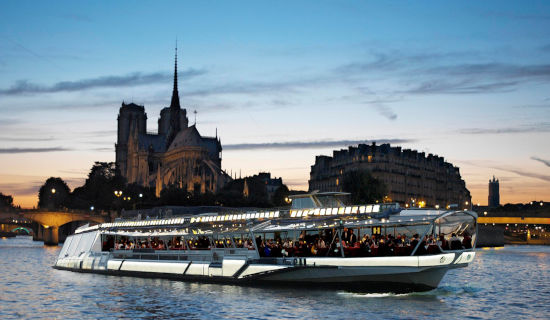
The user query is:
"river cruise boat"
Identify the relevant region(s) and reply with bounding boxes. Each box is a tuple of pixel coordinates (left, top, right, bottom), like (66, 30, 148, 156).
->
(54, 192, 477, 292)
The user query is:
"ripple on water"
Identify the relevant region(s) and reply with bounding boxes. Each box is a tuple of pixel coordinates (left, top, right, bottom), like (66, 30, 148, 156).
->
(1, 238, 549, 319)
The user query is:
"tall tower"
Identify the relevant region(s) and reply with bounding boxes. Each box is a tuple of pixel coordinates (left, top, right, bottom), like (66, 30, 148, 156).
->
(115, 102, 147, 178)
(488, 176, 500, 208)
(165, 45, 188, 147)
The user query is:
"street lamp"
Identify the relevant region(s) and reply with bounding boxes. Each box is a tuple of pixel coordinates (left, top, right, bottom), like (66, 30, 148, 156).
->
(51, 188, 56, 194)
(114, 190, 122, 198)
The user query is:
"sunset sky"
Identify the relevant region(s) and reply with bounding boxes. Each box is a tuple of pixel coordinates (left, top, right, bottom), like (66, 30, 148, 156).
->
(1, 1, 550, 208)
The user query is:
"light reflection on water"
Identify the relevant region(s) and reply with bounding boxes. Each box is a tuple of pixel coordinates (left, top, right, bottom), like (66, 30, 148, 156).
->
(1, 236, 549, 319)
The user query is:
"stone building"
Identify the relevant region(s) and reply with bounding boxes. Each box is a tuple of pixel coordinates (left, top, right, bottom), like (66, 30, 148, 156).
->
(250, 172, 283, 201)
(309, 143, 471, 208)
(115, 49, 231, 196)
(488, 176, 500, 208)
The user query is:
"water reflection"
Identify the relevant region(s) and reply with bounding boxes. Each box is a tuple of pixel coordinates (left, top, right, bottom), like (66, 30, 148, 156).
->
(1, 236, 549, 319)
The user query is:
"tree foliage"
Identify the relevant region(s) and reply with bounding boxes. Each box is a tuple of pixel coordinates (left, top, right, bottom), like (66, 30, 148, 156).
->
(272, 185, 290, 207)
(70, 162, 126, 210)
(342, 170, 387, 204)
(0, 192, 15, 210)
(38, 177, 71, 209)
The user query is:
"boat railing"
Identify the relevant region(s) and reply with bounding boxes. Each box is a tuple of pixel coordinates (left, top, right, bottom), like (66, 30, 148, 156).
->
(250, 257, 307, 266)
(110, 247, 256, 262)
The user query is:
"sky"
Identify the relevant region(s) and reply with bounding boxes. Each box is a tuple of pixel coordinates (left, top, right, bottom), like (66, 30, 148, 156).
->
(1, 1, 550, 208)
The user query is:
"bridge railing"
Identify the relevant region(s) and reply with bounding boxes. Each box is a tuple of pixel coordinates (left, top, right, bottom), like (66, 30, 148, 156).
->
(20, 208, 111, 216)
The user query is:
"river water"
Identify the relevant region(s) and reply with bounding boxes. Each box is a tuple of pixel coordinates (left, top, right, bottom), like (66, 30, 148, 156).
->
(0, 236, 548, 319)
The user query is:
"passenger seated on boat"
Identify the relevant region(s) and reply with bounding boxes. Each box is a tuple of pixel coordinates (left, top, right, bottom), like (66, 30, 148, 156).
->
(410, 234, 419, 250)
(328, 237, 341, 256)
(316, 238, 326, 249)
(263, 244, 271, 257)
(450, 233, 462, 250)
(437, 235, 448, 250)
(361, 234, 369, 245)
(299, 240, 308, 256)
(347, 229, 357, 246)
(414, 236, 429, 255)
(310, 244, 318, 256)
(462, 232, 472, 249)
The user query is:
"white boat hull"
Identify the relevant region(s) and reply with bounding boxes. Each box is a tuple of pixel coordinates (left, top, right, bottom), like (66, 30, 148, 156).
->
(54, 251, 475, 292)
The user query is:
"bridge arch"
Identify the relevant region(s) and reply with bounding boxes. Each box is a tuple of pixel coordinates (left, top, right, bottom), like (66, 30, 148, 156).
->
(11, 226, 31, 235)
(21, 211, 106, 245)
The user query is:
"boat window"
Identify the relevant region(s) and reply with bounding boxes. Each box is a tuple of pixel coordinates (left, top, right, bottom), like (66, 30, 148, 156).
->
(316, 195, 346, 208)
(291, 197, 316, 209)
(435, 212, 476, 250)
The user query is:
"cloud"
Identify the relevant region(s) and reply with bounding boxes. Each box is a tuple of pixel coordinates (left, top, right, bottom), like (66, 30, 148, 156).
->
(91, 147, 114, 152)
(459, 123, 550, 134)
(424, 63, 550, 80)
(338, 49, 550, 96)
(0, 118, 22, 126)
(364, 98, 398, 120)
(0, 147, 71, 154)
(0, 69, 207, 95)
(0, 136, 56, 142)
(224, 138, 414, 151)
(492, 166, 550, 183)
(531, 156, 550, 167)
(403, 80, 518, 95)
(0, 182, 41, 196)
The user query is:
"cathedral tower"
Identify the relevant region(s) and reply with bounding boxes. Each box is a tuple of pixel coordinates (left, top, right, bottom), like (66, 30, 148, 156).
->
(115, 102, 147, 177)
(163, 46, 188, 147)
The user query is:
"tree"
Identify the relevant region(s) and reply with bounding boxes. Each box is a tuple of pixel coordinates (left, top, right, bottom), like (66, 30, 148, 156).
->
(342, 170, 387, 204)
(38, 177, 71, 209)
(159, 184, 191, 206)
(70, 162, 126, 211)
(272, 185, 290, 207)
(0, 192, 14, 210)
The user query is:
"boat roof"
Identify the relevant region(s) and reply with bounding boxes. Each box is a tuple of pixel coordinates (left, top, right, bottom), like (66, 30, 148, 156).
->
(288, 191, 350, 199)
(74, 203, 477, 236)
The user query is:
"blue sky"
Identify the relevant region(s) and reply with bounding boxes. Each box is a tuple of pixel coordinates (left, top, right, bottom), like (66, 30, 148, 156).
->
(1, 1, 550, 207)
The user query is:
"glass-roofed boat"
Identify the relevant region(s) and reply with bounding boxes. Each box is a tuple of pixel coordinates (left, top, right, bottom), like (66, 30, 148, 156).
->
(54, 192, 477, 292)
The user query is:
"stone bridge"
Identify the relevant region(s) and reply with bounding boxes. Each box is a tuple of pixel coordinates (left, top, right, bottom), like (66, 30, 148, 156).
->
(477, 216, 550, 246)
(20, 211, 107, 245)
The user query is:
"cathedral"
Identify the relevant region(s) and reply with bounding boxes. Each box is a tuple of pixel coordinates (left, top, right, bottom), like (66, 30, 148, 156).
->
(115, 49, 231, 197)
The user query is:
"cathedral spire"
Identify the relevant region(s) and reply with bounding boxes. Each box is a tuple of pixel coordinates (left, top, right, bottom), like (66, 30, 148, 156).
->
(170, 43, 181, 110)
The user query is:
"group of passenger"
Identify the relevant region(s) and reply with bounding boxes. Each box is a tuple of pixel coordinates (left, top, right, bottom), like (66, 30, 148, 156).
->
(256, 228, 473, 258)
(103, 228, 472, 257)
(105, 235, 214, 251)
